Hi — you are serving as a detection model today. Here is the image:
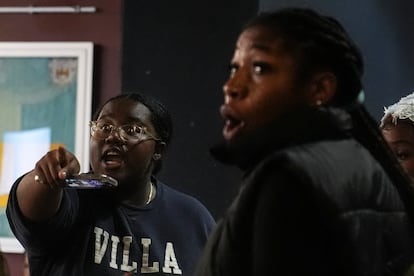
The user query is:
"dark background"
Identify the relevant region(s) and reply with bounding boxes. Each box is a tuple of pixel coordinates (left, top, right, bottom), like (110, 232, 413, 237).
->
(260, 0, 414, 120)
(121, 0, 258, 218)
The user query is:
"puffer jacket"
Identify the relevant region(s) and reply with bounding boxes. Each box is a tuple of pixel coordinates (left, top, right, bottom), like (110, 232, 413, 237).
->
(196, 107, 414, 276)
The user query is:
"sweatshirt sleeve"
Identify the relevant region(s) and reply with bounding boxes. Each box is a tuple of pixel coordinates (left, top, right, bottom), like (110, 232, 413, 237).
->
(6, 175, 80, 254)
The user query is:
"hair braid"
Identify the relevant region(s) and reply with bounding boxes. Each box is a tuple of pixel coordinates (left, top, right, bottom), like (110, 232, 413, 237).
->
(245, 8, 363, 107)
(246, 7, 414, 221)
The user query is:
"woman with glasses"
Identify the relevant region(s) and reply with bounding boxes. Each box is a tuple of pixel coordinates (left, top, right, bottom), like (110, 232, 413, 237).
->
(6, 93, 215, 275)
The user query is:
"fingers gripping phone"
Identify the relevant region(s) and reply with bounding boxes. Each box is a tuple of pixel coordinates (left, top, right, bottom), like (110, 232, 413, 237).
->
(65, 173, 118, 189)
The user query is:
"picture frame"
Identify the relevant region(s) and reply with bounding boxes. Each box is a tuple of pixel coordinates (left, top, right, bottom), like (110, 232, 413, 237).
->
(0, 42, 94, 253)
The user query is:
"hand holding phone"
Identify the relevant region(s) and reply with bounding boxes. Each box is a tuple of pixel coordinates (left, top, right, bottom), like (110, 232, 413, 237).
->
(65, 173, 118, 189)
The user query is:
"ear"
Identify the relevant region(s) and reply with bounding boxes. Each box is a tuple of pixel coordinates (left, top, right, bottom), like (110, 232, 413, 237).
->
(306, 72, 337, 107)
(153, 141, 166, 161)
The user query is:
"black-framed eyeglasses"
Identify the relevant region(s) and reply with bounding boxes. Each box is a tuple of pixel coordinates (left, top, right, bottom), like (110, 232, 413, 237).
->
(89, 120, 160, 143)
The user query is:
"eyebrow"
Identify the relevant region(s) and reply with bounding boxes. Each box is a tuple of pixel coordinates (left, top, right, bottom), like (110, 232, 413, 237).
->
(250, 42, 273, 52)
(97, 115, 146, 125)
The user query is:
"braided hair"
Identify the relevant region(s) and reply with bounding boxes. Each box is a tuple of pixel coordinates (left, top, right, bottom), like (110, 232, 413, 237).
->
(94, 92, 173, 175)
(244, 8, 363, 107)
(245, 8, 414, 215)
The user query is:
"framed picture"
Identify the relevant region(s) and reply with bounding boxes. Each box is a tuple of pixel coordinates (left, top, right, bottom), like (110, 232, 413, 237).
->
(0, 42, 94, 253)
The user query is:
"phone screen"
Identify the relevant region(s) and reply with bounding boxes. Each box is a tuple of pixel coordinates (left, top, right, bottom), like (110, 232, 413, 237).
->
(65, 173, 118, 189)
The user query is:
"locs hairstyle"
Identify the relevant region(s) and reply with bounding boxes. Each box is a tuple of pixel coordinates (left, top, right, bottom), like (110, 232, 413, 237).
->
(243, 8, 414, 222)
(244, 8, 363, 107)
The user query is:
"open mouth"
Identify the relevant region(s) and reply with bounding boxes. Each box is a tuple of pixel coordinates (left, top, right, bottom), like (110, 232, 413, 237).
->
(220, 105, 245, 141)
(102, 148, 124, 168)
(223, 117, 245, 141)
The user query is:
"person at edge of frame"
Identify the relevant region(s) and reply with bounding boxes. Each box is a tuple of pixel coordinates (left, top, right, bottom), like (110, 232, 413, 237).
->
(381, 92, 414, 180)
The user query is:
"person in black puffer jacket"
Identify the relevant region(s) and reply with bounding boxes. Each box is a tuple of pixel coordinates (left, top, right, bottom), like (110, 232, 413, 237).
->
(195, 7, 414, 276)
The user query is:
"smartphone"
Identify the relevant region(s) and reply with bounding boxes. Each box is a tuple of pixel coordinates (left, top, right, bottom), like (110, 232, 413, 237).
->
(65, 173, 118, 189)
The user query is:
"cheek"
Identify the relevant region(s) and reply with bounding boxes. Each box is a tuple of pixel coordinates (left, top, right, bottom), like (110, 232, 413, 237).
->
(89, 139, 101, 170)
(402, 159, 414, 172)
(127, 144, 155, 166)
(402, 163, 414, 180)
(247, 103, 282, 130)
(244, 89, 296, 129)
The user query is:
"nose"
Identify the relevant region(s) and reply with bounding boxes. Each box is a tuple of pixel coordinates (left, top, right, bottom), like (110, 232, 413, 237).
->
(104, 127, 126, 144)
(222, 70, 247, 104)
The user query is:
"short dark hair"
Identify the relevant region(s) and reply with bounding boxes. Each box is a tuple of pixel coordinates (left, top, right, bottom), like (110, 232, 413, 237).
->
(94, 92, 173, 174)
(244, 8, 363, 107)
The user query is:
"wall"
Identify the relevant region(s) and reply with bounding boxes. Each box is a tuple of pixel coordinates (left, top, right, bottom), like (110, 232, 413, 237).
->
(0, 1, 122, 275)
(0, 0, 122, 110)
(122, 0, 258, 219)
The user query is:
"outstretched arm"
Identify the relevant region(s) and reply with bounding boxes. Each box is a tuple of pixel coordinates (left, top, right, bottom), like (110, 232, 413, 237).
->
(16, 146, 80, 221)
